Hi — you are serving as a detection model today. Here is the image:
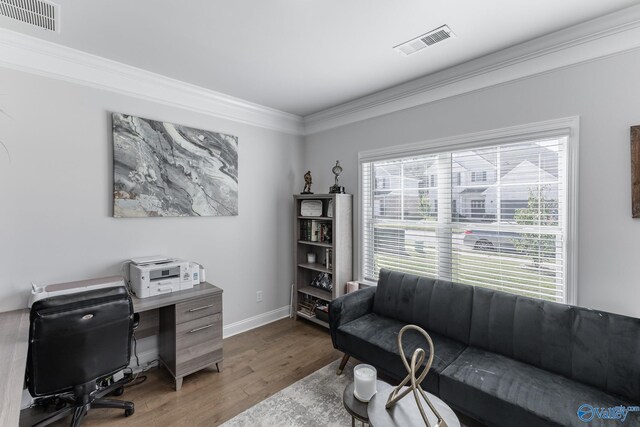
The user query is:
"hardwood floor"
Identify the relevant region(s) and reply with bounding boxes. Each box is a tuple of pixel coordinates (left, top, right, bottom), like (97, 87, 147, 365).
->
(20, 318, 341, 427)
(21, 317, 484, 427)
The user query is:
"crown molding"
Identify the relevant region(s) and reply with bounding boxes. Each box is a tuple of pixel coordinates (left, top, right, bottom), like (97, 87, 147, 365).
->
(303, 4, 640, 135)
(2, 4, 640, 137)
(0, 28, 304, 135)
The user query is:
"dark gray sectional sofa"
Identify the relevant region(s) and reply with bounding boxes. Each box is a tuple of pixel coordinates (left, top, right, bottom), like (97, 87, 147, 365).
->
(329, 268, 640, 427)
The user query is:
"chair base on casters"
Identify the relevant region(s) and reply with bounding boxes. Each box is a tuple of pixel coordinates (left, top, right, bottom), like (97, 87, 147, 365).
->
(32, 379, 134, 427)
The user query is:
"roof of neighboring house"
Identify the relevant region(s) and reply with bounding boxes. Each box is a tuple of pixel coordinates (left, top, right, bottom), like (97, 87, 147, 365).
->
(372, 141, 560, 184)
(374, 163, 421, 182)
(460, 187, 489, 194)
(497, 159, 558, 185)
(475, 142, 559, 177)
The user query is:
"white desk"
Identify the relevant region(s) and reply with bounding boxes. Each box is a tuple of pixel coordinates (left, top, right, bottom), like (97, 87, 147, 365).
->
(0, 309, 29, 426)
(0, 282, 223, 423)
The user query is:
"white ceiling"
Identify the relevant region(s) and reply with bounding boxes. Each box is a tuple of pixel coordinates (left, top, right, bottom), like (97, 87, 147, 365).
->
(0, 0, 638, 116)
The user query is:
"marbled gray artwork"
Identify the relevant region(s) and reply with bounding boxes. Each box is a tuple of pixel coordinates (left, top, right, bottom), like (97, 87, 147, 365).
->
(112, 113, 238, 217)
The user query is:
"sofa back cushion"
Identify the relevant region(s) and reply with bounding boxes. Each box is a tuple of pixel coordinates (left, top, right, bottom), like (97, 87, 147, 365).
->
(571, 307, 640, 402)
(373, 269, 473, 344)
(470, 286, 640, 402)
(469, 288, 574, 377)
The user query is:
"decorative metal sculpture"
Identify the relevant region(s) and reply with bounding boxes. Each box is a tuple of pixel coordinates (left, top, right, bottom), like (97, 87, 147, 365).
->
(329, 160, 345, 194)
(385, 325, 447, 427)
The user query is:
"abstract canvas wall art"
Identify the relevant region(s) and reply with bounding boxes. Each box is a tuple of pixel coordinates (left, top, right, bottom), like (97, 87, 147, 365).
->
(113, 113, 238, 217)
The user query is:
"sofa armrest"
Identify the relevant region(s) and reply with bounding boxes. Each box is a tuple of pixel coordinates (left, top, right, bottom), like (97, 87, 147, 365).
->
(328, 286, 376, 348)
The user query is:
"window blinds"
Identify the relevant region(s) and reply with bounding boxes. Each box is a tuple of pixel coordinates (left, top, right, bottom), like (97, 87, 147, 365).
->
(361, 138, 568, 302)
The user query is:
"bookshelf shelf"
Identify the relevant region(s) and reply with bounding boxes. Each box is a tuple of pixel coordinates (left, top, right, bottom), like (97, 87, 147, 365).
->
(296, 310, 329, 328)
(297, 240, 332, 248)
(298, 263, 332, 274)
(298, 285, 332, 301)
(293, 194, 353, 329)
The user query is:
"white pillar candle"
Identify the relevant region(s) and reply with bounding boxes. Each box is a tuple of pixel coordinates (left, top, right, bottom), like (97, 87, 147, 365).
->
(353, 364, 377, 402)
(307, 253, 316, 263)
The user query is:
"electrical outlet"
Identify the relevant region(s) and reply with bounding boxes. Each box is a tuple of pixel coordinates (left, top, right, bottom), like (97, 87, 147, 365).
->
(256, 291, 263, 302)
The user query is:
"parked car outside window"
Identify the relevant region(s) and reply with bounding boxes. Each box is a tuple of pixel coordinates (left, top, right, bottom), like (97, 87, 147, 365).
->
(462, 223, 521, 252)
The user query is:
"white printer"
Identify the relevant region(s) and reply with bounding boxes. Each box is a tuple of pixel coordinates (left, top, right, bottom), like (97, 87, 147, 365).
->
(129, 256, 193, 298)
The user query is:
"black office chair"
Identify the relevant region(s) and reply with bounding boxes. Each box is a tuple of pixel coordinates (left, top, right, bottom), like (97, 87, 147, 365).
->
(26, 286, 135, 426)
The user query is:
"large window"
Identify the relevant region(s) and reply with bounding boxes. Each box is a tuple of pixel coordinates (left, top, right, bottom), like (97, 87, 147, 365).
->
(359, 119, 578, 303)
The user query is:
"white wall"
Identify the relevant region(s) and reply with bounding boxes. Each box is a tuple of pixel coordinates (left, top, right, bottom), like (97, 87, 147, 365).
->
(0, 67, 303, 327)
(304, 48, 640, 318)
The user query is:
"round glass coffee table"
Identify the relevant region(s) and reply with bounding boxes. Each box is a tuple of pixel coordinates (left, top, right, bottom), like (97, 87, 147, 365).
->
(367, 385, 460, 427)
(343, 380, 391, 426)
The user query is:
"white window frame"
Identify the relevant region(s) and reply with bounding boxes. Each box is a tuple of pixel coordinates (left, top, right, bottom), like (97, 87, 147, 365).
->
(357, 117, 579, 305)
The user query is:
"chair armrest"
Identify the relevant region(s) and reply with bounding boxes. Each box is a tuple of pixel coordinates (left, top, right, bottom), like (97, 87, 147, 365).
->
(328, 286, 376, 348)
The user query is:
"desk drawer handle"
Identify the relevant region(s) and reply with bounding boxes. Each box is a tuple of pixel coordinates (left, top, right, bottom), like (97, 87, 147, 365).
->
(189, 324, 213, 333)
(188, 304, 213, 312)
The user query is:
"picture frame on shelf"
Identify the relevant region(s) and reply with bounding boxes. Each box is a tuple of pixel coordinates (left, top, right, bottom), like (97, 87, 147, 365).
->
(300, 199, 323, 217)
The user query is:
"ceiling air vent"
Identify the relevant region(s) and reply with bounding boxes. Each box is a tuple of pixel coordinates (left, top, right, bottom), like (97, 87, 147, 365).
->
(394, 25, 454, 56)
(0, 0, 59, 32)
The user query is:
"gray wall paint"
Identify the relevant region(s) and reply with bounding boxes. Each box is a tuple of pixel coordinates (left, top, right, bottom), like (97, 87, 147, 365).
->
(0, 68, 303, 324)
(304, 49, 640, 318)
(3, 48, 640, 323)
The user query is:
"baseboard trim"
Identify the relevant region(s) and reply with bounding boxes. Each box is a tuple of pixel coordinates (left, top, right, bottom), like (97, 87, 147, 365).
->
(130, 348, 160, 372)
(223, 305, 291, 338)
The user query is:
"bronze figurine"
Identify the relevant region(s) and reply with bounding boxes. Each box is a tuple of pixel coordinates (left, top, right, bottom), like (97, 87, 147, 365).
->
(302, 171, 313, 194)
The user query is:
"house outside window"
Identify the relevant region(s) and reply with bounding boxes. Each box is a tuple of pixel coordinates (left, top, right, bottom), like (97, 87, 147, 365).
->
(359, 118, 579, 304)
(375, 176, 389, 189)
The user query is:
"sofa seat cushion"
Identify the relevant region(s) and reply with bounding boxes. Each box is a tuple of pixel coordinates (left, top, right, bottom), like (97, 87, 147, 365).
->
(336, 313, 467, 394)
(440, 346, 640, 427)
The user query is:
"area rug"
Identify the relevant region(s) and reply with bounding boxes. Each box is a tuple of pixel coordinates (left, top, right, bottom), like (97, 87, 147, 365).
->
(220, 359, 355, 427)
(221, 359, 469, 427)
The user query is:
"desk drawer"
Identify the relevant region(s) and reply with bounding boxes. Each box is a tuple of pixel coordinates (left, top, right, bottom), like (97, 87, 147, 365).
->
(175, 313, 222, 377)
(176, 294, 221, 324)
